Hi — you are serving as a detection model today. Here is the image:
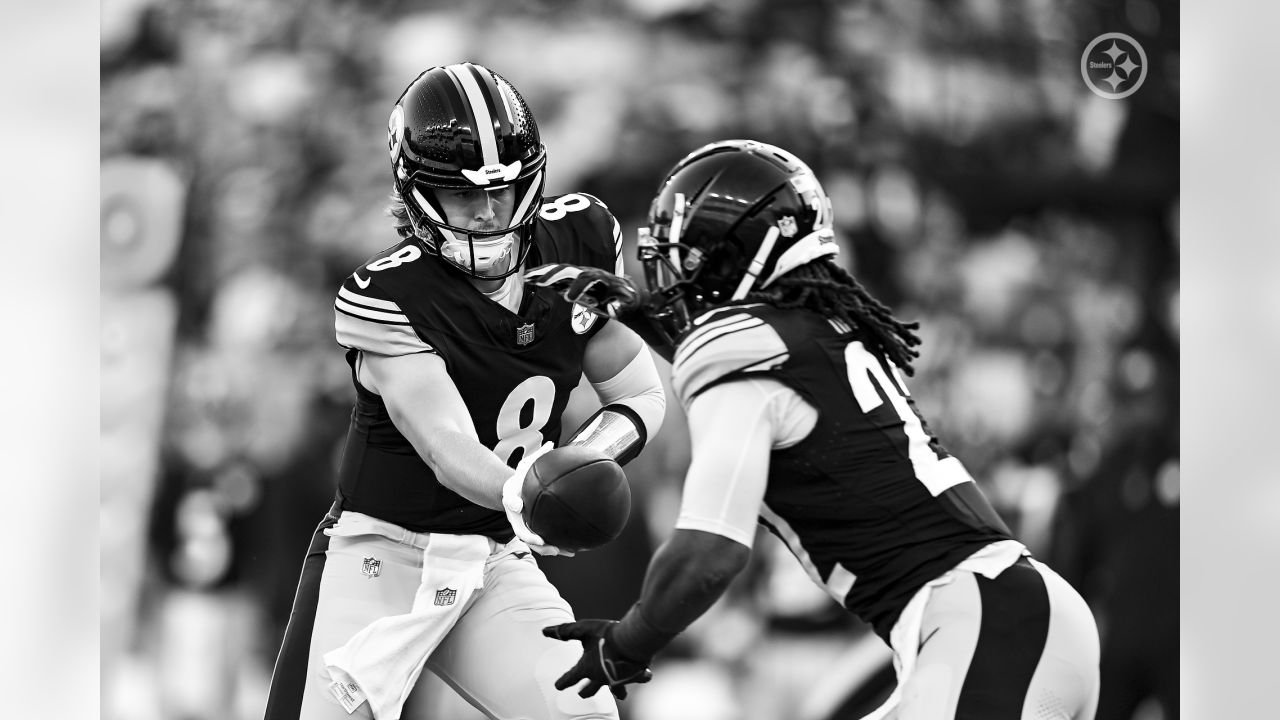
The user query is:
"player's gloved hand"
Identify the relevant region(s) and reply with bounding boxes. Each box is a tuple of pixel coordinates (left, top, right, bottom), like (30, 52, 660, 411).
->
(501, 443, 575, 557)
(525, 264, 644, 318)
(542, 619, 653, 701)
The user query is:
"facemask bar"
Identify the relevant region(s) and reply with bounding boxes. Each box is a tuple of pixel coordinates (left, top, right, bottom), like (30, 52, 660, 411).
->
(407, 170, 545, 279)
(638, 228, 697, 346)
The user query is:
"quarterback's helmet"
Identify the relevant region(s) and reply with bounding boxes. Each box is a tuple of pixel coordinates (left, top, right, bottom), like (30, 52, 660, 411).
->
(638, 139, 838, 343)
(388, 63, 546, 279)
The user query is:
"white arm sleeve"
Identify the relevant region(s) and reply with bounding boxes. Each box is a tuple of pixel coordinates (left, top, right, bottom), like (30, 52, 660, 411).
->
(674, 377, 817, 548)
(590, 342, 665, 443)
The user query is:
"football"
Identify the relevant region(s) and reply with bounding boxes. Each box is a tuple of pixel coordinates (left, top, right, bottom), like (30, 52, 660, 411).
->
(521, 445, 631, 552)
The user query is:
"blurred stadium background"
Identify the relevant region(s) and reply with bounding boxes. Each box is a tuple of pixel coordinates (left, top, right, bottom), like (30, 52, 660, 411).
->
(100, 1, 1178, 719)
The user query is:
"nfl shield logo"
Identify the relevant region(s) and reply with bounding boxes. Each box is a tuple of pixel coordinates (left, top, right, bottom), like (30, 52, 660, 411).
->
(434, 588, 458, 606)
(361, 557, 381, 579)
(516, 323, 535, 346)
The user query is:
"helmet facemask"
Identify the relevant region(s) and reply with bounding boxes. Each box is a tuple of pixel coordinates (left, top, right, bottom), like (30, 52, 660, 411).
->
(399, 169, 544, 280)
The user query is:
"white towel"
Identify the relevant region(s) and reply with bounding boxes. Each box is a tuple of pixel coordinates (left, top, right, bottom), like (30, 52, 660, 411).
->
(322, 522, 490, 719)
(860, 540, 1028, 720)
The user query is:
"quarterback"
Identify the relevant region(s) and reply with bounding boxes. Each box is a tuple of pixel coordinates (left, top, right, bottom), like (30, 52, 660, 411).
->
(531, 140, 1100, 719)
(264, 63, 664, 720)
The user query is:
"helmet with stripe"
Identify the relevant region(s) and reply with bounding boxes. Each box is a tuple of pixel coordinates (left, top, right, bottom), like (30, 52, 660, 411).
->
(638, 139, 837, 345)
(387, 63, 547, 279)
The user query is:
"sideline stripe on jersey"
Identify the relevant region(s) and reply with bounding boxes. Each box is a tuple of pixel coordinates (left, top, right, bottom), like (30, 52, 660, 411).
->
(335, 310, 431, 356)
(759, 503, 857, 605)
(674, 315, 764, 369)
(673, 314, 790, 403)
(335, 287, 410, 324)
(447, 63, 499, 166)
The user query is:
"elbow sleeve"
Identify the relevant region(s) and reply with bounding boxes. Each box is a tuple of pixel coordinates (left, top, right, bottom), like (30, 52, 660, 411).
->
(568, 346, 666, 464)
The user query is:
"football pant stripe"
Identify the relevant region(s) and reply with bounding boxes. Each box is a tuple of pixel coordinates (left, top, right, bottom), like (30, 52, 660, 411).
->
(955, 558, 1050, 719)
(447, 63, 499, 166)
(264, 514, 337, 720)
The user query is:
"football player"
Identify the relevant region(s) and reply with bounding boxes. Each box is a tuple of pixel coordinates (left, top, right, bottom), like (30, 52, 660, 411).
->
(264, 63, 665, 720)
(529, 140, 1101, 719)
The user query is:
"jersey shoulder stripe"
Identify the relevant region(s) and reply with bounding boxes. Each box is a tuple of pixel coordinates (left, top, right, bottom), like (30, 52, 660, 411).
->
(334, 277, 433, 356)
(672, 305, 789, 404)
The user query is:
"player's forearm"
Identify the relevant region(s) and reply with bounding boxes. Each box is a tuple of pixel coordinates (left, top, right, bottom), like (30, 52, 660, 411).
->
(406, 425, 510, 511)
(611, 529, 751, 660)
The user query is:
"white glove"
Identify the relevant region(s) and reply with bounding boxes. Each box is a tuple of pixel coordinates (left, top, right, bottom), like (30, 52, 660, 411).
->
(501, 443, 575, 557)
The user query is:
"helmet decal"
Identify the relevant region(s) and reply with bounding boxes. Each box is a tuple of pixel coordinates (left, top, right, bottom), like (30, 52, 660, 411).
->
(444, 63, 505, 166)
(460, 160, 522, 186)
(387, 105, 405, 165)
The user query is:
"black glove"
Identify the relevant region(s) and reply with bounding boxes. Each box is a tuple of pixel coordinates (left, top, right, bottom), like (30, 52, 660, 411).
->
(525, 262, 677, 363)
(524, 264, 642, 318)
(542, 619, 653, 700)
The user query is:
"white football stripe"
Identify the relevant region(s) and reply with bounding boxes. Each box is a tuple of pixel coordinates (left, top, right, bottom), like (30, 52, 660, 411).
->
(510, 170, 543, 224)
(674, 316, 764, 369)
(760, 502, 854, 605)
(338, 286, 402, 312)
(335, 297, 409, 324)
(335, 313, 430, 355)
(447, 63, 498, 166)
(414, 187, 462, 244)
(611, 216, 625, 274)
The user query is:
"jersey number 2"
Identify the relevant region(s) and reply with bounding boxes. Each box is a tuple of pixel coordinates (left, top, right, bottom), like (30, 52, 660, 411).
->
(843, 342, 970, 497)
(493, 376, 556, 466)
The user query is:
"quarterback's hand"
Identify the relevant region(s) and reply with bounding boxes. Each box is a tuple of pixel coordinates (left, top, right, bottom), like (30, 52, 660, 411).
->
(501, 443, 574, 557)
(525, 264, 642, 318)
(542, 619, 653, 700)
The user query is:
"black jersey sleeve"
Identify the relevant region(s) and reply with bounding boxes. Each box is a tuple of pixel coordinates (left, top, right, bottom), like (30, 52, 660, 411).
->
(333, 268, 436, 357)
(536, 192, 625, 275)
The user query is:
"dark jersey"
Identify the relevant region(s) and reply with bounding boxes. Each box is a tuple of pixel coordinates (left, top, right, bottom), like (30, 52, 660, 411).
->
(670, 303, 1015, 640)
(331, 193, 623, 540)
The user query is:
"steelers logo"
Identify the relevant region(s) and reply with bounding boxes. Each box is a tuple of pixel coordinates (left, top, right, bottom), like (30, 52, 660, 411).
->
(1081, 32, 1148, 100)
(387, 104, 405, 162)
(571, 303, 598, 334)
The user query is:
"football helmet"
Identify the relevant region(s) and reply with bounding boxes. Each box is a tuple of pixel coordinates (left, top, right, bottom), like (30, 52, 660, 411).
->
(638, 139, 838, 344)
(388, 62, 546, 279)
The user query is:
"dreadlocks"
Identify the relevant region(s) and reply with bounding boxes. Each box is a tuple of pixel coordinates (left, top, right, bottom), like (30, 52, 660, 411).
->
(747, 260, 923, 375)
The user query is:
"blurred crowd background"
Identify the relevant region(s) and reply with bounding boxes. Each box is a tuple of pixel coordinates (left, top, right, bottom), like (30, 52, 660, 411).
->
(100, 1, 1178, 719)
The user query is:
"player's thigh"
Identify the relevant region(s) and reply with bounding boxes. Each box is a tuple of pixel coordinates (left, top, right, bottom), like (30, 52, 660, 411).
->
(273, 530, 422, 720)
(1021, 559, 1100, 720)
(896, 571, 984, 720)
(426, 554, 618, 720)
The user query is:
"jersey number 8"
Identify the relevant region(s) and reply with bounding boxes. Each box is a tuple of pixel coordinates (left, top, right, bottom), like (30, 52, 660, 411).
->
(493, 375, 557, 466)
(538, 193, 592, 222)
